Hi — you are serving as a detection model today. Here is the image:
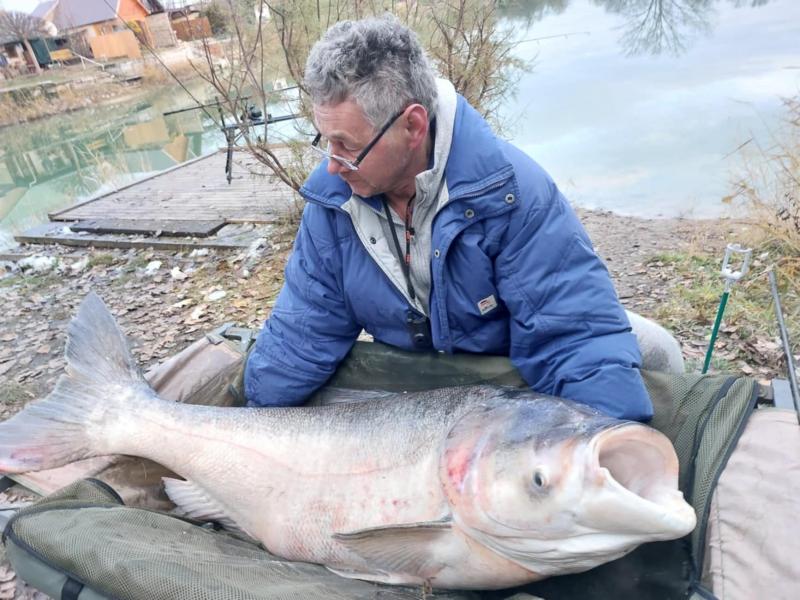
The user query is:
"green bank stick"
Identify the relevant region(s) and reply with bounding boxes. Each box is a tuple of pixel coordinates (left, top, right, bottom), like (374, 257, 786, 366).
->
(701, 244, 751, 375)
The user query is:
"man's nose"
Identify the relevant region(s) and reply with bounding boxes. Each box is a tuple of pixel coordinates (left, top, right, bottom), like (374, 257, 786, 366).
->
(326, 157, 348, 176)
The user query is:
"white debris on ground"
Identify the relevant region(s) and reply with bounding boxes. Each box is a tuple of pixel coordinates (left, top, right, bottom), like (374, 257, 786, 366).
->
(17, 256, 58, 274)
(69, 256, 90, 274)
(143, 260, 162, 276)
(206, 289, 227, 302)
(237, 237, 269, 278)
(170, 267, 188, 280)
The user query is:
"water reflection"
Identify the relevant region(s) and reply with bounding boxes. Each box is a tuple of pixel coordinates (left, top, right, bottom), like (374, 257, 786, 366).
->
(0, 90, 223, 244)
(598, 0, 713, 56)
(503, 0, 772, 55)
(501, 0, 796, 218)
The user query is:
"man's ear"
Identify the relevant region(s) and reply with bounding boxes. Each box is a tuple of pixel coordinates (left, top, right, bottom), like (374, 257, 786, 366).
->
(403, 104, 430, 150)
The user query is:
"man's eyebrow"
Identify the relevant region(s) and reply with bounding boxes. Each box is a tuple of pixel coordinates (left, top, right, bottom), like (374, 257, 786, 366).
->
(322, 129, 358, 144)
(311, 117, 358, 145)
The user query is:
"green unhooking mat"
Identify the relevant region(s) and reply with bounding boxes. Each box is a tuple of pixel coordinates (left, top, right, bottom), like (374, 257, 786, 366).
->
(2, 343, 759, 600)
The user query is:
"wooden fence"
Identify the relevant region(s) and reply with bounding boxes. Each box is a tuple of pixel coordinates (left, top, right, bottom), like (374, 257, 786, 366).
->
(172, 17, 212, 42)
(90, 30, 142, 60)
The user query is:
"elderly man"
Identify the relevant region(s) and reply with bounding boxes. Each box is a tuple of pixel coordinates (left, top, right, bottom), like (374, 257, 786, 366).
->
(244, 15, 652, 420)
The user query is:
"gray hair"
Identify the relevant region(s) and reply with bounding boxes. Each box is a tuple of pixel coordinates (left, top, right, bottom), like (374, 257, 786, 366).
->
(304, 15, 438, 128)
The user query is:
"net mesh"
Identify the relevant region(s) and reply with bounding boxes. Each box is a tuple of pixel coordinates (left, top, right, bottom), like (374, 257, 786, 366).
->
(8, 480, 471, 600)
(642, 370, 757, 562)
(5, 343, 758, 600)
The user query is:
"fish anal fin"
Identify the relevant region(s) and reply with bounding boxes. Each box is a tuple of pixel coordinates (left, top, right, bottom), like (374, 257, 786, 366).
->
(332, 518, 453, 580)
(163, 477, 247, 536)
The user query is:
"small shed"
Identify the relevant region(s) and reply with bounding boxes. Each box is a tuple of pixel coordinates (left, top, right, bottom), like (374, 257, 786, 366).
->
(31, 0, 152, 59)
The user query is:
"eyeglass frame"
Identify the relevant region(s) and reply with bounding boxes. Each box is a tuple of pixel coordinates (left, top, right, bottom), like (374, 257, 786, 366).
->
(310, 106, 409, 171)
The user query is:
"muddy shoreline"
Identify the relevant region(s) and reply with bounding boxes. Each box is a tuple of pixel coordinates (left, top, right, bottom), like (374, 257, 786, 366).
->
(0, 208, 754, 416)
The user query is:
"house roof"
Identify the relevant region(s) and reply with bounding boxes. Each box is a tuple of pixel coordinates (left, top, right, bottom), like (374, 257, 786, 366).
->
(30, 0, 58, 20)
(31, 0, 58, 19)
(0, 29, 20, 46)
(30, 0, 148, 31)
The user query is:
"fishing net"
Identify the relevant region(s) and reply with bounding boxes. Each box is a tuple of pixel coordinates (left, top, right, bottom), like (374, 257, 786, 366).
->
(5, 480, 472, 600)
(3, 340, 759, 600)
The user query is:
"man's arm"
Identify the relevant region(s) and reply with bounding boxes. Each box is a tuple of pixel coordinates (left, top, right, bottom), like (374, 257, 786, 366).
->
(244, 208, 361, 407)
(496, 173, 652, 421)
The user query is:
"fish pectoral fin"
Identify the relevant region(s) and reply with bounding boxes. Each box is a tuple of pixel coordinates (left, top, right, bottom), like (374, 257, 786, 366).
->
(332, 518, 453, 579)
(326, 566, 426, 587)
(163, 477, 246, 536)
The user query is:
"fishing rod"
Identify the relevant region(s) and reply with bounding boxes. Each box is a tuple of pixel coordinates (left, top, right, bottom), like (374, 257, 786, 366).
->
(163, 87, 300, 117)
(768, 268, 800, 424)
(702, 244, 751, 374)
(221, 110, 301, 184)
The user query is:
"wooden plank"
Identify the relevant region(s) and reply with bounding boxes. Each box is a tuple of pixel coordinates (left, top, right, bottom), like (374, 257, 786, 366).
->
(48, 147, 302, 225)
(14, 222, 254, 251)
(0, 252, 32, 262)
(48, 152, 220, 219)
(71, 219, 226, 237)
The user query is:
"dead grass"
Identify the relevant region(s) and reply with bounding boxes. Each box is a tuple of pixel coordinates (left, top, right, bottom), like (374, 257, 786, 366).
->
(0, 381, 35, 415)
(0, 76, 137, 127)
(648, 95, 800, 377)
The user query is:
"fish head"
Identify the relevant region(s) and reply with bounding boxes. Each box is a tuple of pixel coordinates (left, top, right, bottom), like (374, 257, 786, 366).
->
(441, 395, 697, 575)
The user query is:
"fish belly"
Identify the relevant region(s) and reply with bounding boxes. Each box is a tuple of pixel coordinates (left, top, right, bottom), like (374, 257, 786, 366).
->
(114, 399, 456, 571)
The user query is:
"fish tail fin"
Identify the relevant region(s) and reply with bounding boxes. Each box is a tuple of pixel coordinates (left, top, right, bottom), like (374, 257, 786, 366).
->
(0, 292, 150, 473)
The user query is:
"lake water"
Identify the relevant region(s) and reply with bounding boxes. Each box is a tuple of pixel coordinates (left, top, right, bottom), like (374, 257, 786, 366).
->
(0, 82, 229, 250)
(1, 0, 798, 251)
(501, 0, 800, 218)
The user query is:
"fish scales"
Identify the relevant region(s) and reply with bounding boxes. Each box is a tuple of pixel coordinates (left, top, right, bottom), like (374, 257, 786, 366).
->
(117, 389, 473, 556)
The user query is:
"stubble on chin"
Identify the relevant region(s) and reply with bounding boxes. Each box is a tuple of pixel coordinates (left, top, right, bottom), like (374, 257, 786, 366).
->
(343, 174, 380, 198)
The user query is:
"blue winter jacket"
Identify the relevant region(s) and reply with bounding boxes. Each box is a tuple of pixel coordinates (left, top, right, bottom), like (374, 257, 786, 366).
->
(244, 95, 653, 420)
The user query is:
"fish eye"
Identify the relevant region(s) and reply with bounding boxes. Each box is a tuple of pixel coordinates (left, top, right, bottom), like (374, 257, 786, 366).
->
(532, 469, 548, 490)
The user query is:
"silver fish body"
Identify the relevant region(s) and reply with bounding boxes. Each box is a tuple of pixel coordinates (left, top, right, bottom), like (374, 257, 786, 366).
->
(0, 293, 696, 590)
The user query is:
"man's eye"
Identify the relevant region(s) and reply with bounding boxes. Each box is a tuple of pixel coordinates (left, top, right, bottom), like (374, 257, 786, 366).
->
(329, 140, 357, 154)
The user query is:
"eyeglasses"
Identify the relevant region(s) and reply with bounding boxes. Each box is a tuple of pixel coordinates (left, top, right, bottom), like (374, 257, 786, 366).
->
(310, 107, 407, 171)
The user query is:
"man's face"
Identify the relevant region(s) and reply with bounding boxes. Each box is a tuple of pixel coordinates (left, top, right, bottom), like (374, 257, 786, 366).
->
(312, 100, 408, 198)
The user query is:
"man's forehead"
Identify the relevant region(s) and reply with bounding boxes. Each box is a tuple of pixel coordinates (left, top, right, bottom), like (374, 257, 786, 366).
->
(313, 100, 372, 137)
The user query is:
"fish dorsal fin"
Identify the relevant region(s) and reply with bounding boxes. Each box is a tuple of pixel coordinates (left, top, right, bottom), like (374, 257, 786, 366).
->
(332, 518, 453, 579)
(163, 477, 246, 535)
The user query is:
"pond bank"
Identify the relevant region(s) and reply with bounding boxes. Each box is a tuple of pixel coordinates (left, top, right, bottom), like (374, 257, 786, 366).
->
(1, 208, 776, 422)
(0, 70, 153, 129)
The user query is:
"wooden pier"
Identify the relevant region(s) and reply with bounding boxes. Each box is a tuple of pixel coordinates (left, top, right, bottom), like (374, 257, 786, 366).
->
(15, 148, 304, 251)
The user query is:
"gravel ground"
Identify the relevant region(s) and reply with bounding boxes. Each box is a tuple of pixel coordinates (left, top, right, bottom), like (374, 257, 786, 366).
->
(0, 209, 749, 413)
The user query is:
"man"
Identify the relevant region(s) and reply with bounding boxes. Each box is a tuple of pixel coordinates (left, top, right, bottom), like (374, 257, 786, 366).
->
(244, 15, 653, 420)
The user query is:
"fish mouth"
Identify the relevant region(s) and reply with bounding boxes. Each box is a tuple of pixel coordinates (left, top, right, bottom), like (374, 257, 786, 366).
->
(586, 424, 697, 537)
(594, 424, 679, 501)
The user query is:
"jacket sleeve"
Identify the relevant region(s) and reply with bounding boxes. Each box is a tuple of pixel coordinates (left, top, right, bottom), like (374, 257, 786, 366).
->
(496, 175, 653, 421)
(243, 207, 361, 407)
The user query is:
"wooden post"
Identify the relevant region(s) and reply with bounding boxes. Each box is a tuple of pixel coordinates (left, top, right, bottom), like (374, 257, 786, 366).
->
(22, 37, 41, 74)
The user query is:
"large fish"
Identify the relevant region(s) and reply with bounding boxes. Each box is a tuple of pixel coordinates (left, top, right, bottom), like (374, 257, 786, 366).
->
(0, 293, 695, 590)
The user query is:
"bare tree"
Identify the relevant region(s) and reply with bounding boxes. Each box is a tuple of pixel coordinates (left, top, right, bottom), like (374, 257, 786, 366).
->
(186, 0, 310, 199)
(267, 0, 530, 129)
(421, 0, 529, 132)
(180, 0, 529, 220)
(0, 10, 49, 74)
